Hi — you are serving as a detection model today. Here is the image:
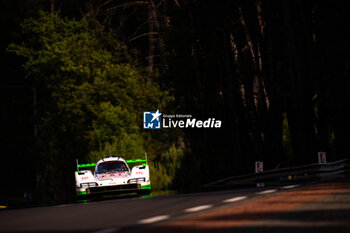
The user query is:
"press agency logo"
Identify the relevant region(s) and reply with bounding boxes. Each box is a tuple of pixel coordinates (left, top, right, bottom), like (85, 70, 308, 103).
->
(143, 110, 162, 129)
(143, 110, 222, 129)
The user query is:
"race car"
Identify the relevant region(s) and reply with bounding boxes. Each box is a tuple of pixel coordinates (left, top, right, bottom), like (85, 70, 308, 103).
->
(75, 155, 151, 196)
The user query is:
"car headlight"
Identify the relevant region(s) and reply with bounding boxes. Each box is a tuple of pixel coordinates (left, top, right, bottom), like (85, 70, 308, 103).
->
(81, 182, 98, 188)
(128, 178, 146, 183)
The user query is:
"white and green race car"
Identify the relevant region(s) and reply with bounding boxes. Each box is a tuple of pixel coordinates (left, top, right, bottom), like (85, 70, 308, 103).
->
(75, 155, 151, 196)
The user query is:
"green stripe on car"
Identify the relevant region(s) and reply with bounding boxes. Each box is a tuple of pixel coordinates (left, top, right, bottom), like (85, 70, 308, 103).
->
(141, 184, 151, 190)
(126, 159, 147, 164)
(78, 163, 96, 168)
(77, 191, 87, 196)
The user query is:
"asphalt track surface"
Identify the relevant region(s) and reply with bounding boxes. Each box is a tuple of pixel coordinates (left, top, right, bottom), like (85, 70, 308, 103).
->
(0, 181, 350, 233)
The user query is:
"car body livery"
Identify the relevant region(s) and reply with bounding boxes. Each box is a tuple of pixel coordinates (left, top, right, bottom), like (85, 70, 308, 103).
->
(75, 155, 151, 196)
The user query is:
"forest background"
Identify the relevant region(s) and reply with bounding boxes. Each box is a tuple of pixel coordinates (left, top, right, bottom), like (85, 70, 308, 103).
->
(1, 0, 350, 202)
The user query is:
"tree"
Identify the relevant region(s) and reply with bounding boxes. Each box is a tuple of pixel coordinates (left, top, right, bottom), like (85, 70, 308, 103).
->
(8, 11, 171, 201)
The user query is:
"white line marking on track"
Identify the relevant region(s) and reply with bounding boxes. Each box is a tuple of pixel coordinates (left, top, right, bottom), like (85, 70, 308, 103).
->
(56, 204, 73, 208)
(138, 215, 170, 224)
(185, 205, 213, 213)
(223, 196, 247, 203)
(92, 228, 119, 233)
(282, 185, 300, 189)
(257, 189, 277, 195)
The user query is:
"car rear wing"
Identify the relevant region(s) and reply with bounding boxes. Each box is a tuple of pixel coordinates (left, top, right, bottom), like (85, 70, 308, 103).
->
(76, 159, 96, 171)
(126, 159, 146, 163)
(126, 153, 149, 167)
(76, 153, 149, 171)
(126, 159, 148, 168)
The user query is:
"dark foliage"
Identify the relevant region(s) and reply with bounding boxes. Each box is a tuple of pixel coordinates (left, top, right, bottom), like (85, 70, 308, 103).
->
(1, 0, 350, 202)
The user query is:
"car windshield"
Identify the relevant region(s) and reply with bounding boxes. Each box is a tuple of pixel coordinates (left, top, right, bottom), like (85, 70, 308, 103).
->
(96, 161, 128, 174)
